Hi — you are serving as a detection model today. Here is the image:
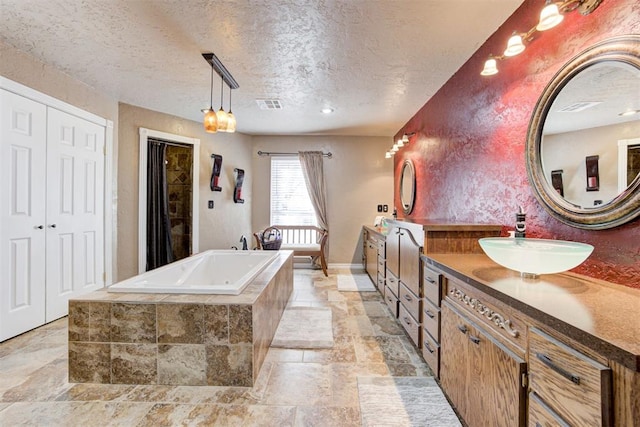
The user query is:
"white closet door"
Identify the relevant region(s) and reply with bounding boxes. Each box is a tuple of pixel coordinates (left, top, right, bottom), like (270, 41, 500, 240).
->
(0, 89, 47, 341)
(45, 108, 105, 321)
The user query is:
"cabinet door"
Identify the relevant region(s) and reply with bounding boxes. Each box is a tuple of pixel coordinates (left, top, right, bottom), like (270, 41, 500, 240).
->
(398, 227, 421, 296)
(441, 301, 526, 427)
(386, 226, 399, 277)
(365, 239, 377, 280)
(440, 301, 472, 421)
(45, 108, 104, 321)
(0, 89, 47, 341)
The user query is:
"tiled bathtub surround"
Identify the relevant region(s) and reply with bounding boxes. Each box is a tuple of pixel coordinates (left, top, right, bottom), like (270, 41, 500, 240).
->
(68, 251, 293, 387)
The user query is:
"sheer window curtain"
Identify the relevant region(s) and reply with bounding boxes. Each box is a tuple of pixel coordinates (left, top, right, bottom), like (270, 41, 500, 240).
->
(298, 151, 328, 268)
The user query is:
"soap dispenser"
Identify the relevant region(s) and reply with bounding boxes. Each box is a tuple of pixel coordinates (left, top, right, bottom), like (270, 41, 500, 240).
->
(515, 207, 526, 238)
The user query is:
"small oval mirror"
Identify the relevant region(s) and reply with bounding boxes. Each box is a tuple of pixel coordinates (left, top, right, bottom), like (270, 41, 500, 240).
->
(526, 35, 640, 229)
(400, 159, 416, 214)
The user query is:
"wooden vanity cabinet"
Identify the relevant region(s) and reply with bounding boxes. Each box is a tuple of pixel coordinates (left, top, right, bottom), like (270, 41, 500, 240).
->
(362, 227, 386, 291)
(386, 222, 424, 347)
(440, 300, 527, 427)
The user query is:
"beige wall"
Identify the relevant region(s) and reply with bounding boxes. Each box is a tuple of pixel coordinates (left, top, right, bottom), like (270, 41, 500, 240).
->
(252, 136, 393, 265)
(118, 103, 254, 281)
(0, 39, 120, 280)
(543, 121, 640, 208)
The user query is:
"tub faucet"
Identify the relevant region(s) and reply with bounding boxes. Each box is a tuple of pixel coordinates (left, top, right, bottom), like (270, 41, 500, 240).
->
(240, 235, 248, 250)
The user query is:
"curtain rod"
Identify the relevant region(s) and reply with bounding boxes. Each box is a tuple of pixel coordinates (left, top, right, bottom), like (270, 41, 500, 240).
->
(257, 150, 332, 158)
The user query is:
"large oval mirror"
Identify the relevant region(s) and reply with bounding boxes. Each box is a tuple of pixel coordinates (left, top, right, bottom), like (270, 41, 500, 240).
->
(400, 159, 416, 214)
(526, 35, 640, 229)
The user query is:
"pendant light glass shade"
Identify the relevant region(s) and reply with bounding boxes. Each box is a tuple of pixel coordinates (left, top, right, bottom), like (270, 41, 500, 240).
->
(481, 58, 498, 76)
(203, 63, 218, 133)
(216, 108, 229, 131)
(504, 34, 525, 57)
(385, 152, 392, 159)
(402, 134, 409, 143)
(537, 1, 563, 31)
(226, 112, 236, 133)
(225, 88, 236, 133)
(204, 109, 218, 133)
(396, 138, 404, 147)
(216, 77, 228, 132)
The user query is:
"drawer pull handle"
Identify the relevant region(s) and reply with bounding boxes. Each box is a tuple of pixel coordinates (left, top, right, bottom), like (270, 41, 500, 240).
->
(425, 277, 436, 284)
(424, 341, 434, 354)
(469, 335, 480, 345)
(536, 353, 581, 385)
(457, 325, 468, 334)
(404, 295, 412, 302)
(425, 309, 435, 319)
(403, 317, 412, 326)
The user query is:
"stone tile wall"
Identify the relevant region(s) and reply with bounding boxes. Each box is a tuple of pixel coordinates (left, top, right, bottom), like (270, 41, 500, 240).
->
(166, 145, 192, 261)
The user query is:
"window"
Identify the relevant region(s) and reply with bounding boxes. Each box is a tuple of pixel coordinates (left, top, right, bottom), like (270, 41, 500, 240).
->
(270, 157, 317, 225)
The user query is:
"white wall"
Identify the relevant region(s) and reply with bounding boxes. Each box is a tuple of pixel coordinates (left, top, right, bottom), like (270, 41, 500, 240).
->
(251, 135, 394, 265)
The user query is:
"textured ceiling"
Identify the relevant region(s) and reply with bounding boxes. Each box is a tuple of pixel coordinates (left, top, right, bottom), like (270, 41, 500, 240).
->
(0, 0, 523, 136)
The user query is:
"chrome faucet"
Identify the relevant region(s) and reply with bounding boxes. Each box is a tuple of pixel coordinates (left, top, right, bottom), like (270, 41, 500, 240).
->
(240, 235, 248, 250)
(515, 206, 526, 238)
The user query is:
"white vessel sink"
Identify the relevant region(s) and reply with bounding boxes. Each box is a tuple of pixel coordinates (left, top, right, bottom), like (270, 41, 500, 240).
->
(478, 238, 594, 277)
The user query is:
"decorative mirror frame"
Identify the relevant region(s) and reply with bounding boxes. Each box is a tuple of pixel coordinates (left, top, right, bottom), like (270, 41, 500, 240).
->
(400, 159, 416, 215)
(526, 35, 640, 230)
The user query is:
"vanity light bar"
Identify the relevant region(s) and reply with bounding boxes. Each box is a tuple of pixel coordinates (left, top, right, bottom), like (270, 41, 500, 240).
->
(386, 132, 415, 159)
(481, 0, 603, 76)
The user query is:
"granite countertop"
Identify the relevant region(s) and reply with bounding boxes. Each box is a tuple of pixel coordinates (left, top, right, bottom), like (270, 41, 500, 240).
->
(423, 253, 640, 372)
(388, 218, 504, 231)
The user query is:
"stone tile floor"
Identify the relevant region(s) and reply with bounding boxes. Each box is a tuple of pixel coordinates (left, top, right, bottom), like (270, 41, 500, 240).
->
(0, 269, 459, 426)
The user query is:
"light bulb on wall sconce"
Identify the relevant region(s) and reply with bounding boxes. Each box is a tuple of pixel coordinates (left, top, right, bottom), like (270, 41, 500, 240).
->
(385, 152, 393, 159)
(537, 1, 564, 31)
(396, 138, 404, 147)
(402, 134, 409, 144)
(480, 0, 602, 77)
(391, 144, 399, 152)
(504, 33, 526, 56)
(481, 57, 499, 76)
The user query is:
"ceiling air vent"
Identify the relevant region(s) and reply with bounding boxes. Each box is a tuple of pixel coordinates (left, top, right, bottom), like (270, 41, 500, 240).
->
(256, 99, 283, 110)
(557, 101, 602, 112)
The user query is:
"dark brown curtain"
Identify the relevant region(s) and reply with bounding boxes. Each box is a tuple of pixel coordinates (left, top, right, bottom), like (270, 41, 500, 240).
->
(146, 140, 174, 270)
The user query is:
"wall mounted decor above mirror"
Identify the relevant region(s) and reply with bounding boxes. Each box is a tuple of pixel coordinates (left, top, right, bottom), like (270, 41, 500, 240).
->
(400, 159, 416, 215)
(526, 35, 640, 229)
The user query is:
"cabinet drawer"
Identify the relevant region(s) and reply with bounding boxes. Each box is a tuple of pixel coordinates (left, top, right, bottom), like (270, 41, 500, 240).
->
(399, 304, 420, 347)
(377, 240, 385, 254)
(385, 270, 399, 298)
(528, 328, 612, 427)
(384, 286, 398, 318)
(422, 298, 441, 342)
(423, 266, 442, 306)
(376, 273, 385, 290)
(399, 282, 421, 322)
(422, 329, 440, 378)
(377, 256, 385, 273)
(446, 276, 527, 351)
(528, 392, 570, 427)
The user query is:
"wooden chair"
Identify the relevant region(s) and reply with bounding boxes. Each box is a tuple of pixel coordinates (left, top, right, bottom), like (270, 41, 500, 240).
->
(254, 225, 328, 276)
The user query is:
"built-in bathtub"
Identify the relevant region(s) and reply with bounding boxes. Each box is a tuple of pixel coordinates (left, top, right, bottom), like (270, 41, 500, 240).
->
(108, 250, 278, 295)
(68, 250, 294, 387)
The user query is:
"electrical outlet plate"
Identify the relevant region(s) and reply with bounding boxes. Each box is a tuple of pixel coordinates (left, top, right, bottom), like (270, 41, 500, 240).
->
(208, 200, 214, 209)
(383, 205, 388, 212)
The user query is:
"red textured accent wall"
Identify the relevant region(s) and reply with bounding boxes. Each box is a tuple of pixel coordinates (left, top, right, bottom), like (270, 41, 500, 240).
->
(394, 0, 640, 288)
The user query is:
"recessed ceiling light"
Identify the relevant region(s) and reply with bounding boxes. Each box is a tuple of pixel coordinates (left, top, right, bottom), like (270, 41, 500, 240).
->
(321, 107, 334, 114)
(557, 101, 602, 112)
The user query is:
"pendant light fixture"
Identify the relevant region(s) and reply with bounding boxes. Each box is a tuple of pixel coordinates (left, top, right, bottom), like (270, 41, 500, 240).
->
(226, 88, 236, 133)
(216, 77, 229, 132)
(201, 53, 240, 134)
(203, 62, 218, 133)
